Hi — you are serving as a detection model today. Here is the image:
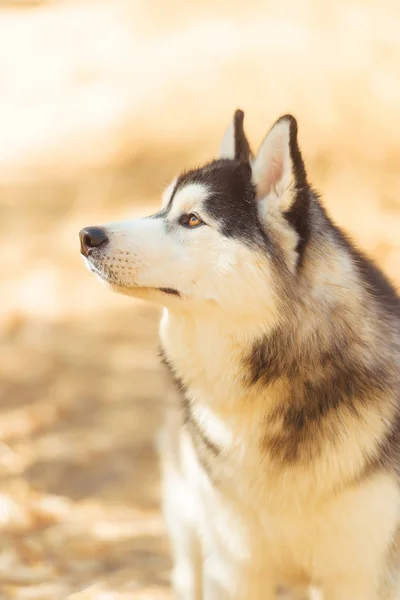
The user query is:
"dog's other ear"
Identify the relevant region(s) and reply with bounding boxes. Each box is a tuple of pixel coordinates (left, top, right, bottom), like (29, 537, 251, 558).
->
(219, 109, 252, 162)
(251, 115, 308, 213)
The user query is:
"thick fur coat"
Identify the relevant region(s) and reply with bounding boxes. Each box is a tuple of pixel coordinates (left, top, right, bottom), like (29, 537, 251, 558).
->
(80, 110, 400, 599)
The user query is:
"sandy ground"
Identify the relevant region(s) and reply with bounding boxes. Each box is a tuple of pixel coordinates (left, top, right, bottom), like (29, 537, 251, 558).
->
(0, 302, 170, 600)
(0, 0, 400, 598)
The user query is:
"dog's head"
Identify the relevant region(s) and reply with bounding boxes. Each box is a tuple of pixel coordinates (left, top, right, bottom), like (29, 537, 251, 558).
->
(80, 111, 311, 319)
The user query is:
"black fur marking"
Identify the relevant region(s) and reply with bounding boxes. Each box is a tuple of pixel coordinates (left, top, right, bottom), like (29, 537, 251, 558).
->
(180, 395, 221, 457)
(280, 116, 308, 189)
(283, 191, 311, 266)
(159, 348, 187, 395)
(244, 186, 400, 466)
(159, 348, 221, 467)
(173, 159, 273, 249)
(278, 364, 388, 461)
(277, 115, 311, 265)
(233, 109, 253, 162)
(326, 212, 400, 316)
(247, 315, 393, 464)
(158, 287, 180, 296)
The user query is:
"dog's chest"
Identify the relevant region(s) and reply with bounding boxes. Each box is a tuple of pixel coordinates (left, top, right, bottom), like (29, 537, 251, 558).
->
(160, 313, 302, 490)
(180, 405, 320, 583)
(159, 312, 336, 512)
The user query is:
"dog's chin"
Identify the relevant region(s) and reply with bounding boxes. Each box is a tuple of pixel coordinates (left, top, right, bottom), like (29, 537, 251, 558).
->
(84, 257, 181, 302)
(109, 283, 182, 305)
(109, 283, 161, 299)
(96, 275, 181, 301)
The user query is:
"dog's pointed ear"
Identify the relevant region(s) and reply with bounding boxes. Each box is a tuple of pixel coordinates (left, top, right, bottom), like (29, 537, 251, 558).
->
(251, 115, 307, 212)
(219, 109, 252, 162)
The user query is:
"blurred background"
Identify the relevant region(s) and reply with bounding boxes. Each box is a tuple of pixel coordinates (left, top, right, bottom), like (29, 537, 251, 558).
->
(0, 0, 399, 598)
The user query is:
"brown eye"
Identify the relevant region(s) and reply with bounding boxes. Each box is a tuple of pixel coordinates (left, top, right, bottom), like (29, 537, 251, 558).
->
(188, 214, 201, 227)
(179, 213, 204, 228)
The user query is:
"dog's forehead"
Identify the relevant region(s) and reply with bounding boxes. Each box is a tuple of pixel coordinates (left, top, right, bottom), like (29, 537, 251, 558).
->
(170, 182, 210, 212)
(167, 159, 253, 212)
(176, 159, 241, 196)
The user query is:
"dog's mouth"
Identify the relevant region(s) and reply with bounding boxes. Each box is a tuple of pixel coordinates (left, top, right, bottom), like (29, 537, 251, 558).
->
(83, 255, 181, 298)
(157, 288, 180, 296)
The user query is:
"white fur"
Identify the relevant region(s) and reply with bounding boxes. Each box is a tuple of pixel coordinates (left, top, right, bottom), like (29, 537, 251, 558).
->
(161, 430, 204, 599)
(190, 402, 234, 449)
(162, 177, 177, 207)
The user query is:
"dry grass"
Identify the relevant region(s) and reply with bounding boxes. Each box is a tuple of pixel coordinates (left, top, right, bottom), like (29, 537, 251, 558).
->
(0, 0, 399, 597)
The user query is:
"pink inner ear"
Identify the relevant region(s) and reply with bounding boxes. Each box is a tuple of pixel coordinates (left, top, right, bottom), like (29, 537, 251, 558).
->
(265, 153, 284, 196)
(254, 122, 290, 199)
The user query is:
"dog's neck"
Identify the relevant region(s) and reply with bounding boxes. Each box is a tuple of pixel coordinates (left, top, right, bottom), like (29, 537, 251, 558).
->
(159, 305, 271, 406)
(159, 232, 396, 413)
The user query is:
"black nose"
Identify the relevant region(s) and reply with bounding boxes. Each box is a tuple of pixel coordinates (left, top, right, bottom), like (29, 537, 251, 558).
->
(79, 227, 108, 257)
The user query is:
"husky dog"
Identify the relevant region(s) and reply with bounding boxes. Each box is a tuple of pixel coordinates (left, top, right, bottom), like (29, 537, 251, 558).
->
(79, 110, 400, 600)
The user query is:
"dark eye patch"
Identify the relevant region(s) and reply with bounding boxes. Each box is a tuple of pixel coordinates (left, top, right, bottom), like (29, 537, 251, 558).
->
(164, 158, 271, 249)
(199, 162, 268, 244)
